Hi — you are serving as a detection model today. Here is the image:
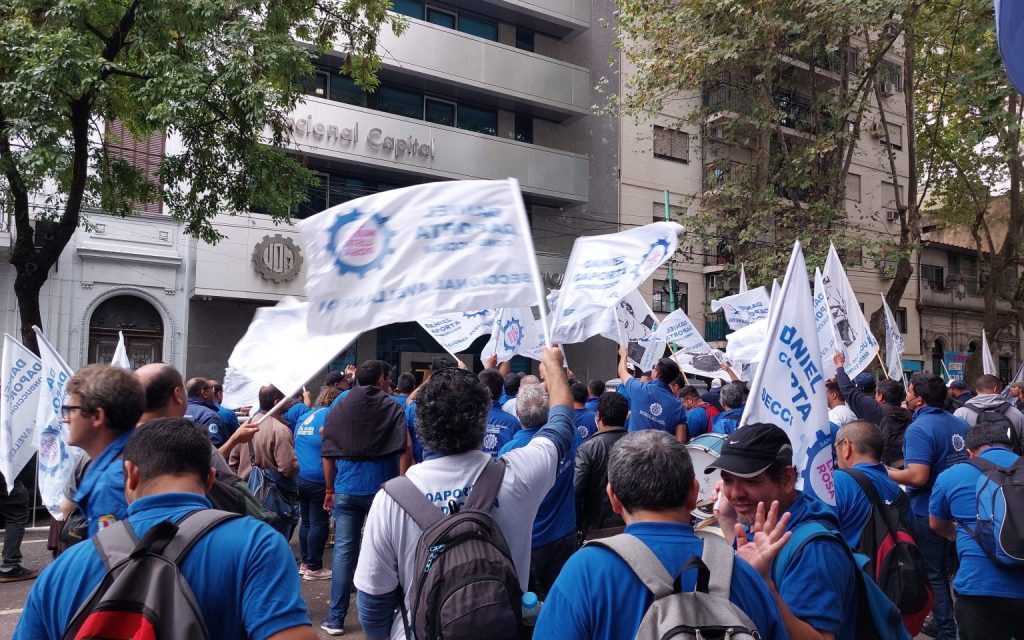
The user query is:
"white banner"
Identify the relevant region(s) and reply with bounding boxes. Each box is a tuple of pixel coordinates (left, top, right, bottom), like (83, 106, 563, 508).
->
(982, 329, 998, 376)
(739, 265, 749, 293)
(673, 349, 732, 381)
(227, 297, 359, 401)
(710, 287, 771, 330)
(221, 366, 263, 413)
(32, 327, 79, 518)
(482, 307, 546, 364)
(1, 335, 44, 492)
(110, 331, 131, 369)
(550, 222, 683, 344)
(298, 179, 546, 337)
(604, 289, 665, 372)
(822, 243, 878, 378)
(741, 242, 835, 505)
(546, 288, 618, 345)
(813, 269, 838, 380)
(419, 310, 495, 356)
(726, 318, 769, 365)
(654, 308, 711, 354)
(880, 294, 906, 382)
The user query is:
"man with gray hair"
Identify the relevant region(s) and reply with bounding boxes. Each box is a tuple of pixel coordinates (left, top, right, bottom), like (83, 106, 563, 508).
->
(536, 430, 785, 639)
(832, 420, 905, 548)
(712, 381, 748, 434)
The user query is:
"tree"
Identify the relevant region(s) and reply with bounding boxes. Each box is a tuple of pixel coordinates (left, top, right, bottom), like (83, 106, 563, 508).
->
(0, 0, 404, 353)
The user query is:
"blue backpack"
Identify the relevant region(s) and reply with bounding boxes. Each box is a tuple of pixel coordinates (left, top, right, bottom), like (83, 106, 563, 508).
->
(964, 457, 1024, 567)
(772, 520, 911, 640)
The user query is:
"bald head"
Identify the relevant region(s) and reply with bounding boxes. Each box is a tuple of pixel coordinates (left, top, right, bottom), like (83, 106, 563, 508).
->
(135, 363, 187, 419)
(520, 375, 541, 388)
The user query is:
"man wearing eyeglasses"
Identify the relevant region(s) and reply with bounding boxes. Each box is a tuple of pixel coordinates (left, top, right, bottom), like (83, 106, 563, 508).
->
(185, 377, 228, 447)
(64, 364, 146, 537)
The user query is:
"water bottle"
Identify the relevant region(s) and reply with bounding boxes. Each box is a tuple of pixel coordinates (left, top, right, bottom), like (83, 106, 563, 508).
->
(521, 592, 541, 628)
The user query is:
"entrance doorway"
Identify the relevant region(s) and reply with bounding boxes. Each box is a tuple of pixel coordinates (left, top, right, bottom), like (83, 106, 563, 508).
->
(88, 295, 164, 367)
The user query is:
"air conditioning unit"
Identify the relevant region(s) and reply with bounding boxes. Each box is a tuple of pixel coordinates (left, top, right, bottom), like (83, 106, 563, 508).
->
(885, 210, 899, 223)
(881, 82, 897, 96)
(868, 120, 885, 139)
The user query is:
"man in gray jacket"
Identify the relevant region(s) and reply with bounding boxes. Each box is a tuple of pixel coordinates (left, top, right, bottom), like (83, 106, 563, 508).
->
(953, 374, 1024, 448)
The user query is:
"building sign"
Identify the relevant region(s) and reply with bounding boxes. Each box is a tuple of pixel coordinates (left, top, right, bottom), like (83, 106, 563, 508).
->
(944, 350, 969, 382)
(286, 115, 436, 161)
(253, 234, 303, 283)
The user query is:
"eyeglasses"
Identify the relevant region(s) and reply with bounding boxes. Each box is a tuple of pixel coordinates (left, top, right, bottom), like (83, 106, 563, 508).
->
(60, 405, 89, 419)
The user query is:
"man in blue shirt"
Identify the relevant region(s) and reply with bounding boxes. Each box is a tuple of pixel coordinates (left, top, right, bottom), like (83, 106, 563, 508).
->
(584, 379, 604, 412)
(14, 417, 315, 640)
(711, 382, 747, 434)
(478, 367, 520, 456)
(713, 423, 859, 640)
(681, 385, 718, 440)
(64, 364, 145, 537)
(570, 379, 598, 440)
(209, 379, 242, 441)
(499, 382, 581, 598)
(615, 346, 686, 440)
(930, 422, 1024, 640)
(185, 377, 227, 446)
(832, 420, 905, 547)
(888, 374, 969, 640)
(393, 372, 415, 407)
(539, 429, 785, 640)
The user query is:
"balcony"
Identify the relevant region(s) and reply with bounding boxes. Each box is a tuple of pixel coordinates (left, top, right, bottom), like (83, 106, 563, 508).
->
(284, 97, 588, 204)
(485, 0, 590, 35)
(703, 84, 828, 138)
(704, 312, 729, 342)
(373, 19, 589, 120)
(703, 160, 751, 194)
(919, 279, 1011, 314)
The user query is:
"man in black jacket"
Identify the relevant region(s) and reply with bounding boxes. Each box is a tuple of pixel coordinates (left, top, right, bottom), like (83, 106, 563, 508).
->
(574, 392, 629, 539)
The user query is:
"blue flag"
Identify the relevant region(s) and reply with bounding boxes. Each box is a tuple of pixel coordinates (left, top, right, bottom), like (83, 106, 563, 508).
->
(996, 0, 1024, 93)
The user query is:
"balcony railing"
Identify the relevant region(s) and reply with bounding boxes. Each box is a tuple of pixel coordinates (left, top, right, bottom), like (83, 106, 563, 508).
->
(0, 212, 9, 233)
(704, 312, 729, 342)
(703, 160, 750, 192)
(703, 84, 827, 134)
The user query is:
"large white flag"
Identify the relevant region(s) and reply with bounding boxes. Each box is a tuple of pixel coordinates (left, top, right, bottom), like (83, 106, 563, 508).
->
(726, 318, 769, 365)
(32, 327, 80, 518)
(655, 308, 711, 354)
(822, 243, 878, 378)
(880, 294, 906, 382)
(813, 269, 838, 380)
(550, 222, 683, 344)
(710, 287, 771, 330)
(982, 329, 998, 376)
(298, 179, 546, 337)
(227, 297, 359, 401)
(110, 331, 131, 369)
(1, 335, 44, 492)
(221, 366, 263, 413)
(604, 289, 665, 372)
(482, 307, 546, 364)
(545, 289, 618, 345)
(419, 311, 495, 357)
(741, 242, 835, 505)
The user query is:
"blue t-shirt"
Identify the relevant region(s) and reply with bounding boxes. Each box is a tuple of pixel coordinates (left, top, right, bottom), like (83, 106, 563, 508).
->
(74, 430, 132, 537)
(831, 462, 904, 548)
(329, 389, 351, 410)
(711, 407, 744, 434)
(930, 447, 1024, 598)
(393, 393, 409, 408)
(215, 404, 240, 443)
(584, 397, 599, 413)
(903, 406, 970, 516)
(483, 402, 519, 457)
(535, 521, 785, 640)
(14, 492, 310, 640)
(498, 406, 579, 546)
(294, 407, 328, 484)
(573, 407, 598, 441)
(685, 404, 711, 439)
(283, 402, 311, 431)
(617, 379, 686, 434)
(405, 401, 424, 463)
(334, 456, 400, 496)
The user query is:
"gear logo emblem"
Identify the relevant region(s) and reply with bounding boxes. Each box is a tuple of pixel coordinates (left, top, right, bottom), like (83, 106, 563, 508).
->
(326, 209, 395, 278)
(952, 433, 965, 452)
(634, 238, 672, 279)
(502, 318, 525, 351)
(649, 402, 663, 417)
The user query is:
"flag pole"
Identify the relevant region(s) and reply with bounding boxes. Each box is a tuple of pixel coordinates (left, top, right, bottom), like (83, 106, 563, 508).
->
(509, 179, 552, 346)
(876, 350, 891, 380)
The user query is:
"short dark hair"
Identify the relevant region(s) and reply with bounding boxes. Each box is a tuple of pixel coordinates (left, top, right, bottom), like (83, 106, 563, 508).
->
(430, 356, 456, 373)
(67, 364, 145, 431)
(965, 422, 1012, 451)
(608, 430, 695, 512)
(477, 368, 504, 403)
(670, 376, 687, 388)
(910, 374, 947, 408)
(127, 418, 212, 485)
(416, 368, 489, 455)
(259, 385, 285, 412)
(588, 379, 606, 397)
(974, 374, 1002, 393)
(679, 385, 700, 400)
(654, 358, 680, 383)
(396, 372, 416, 394)
(825, 380, 844, 402)
(570, 380, 588, 404)
(356, 360, 391, 387)
(142, 364, 184, 412)
(836, 420, 884, 460)
(504, 373, 522, 397)
(185, 377, 210, 397)
(597, 392, 628, 427)
(876, 379, 905, 405)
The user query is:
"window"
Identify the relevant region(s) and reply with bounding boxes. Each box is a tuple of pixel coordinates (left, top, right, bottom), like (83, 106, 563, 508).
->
(105, 120, 165, 214)
(845, 172, 861, 202)
(515, 27, 535, 52)
(294, 170, 407, 218)
(880, 60, 903, 92)
(391, 0, 424, 18)
(837, 246, 864, 266)
(653, 126, 689, 163)
(652, 202, 686, 223)
(457, 103, 498, 136)
(884, 122, 903, 150)
(894, 307, 908, 333)
(426, 7, 456, 28)
(848, 48, 861, 72)
(514, 113, 533, 143)
(425, 98, 456, 127)
(459, 15, 498, 41)
(653, 279, 687, 314)
(881, 181, 903, 212)
(378, 85, 423, 119)
(330, 73, 368, 107)
(921, 264, 944, 290)
(300, 71, 328, 98)
(294, 171, 328, 219)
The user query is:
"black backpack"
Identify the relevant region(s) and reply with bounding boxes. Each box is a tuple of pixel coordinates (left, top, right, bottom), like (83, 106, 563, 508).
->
(246, 441, 300, 539)
(383, 459, 522, 640)
(837, 468, 933, 636)
(964, 402, 1022, 455)
(63, 510, 239, 640)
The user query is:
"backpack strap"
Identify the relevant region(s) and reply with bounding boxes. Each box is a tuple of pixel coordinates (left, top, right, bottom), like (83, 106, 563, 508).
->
(966, 457, 997, 473)
(696, 530, 735, 599)
(771, 520, 838, 586)
(464, 459, 506, 512)
(586, 534, 675, 598)
(162, 510, 243, 563)
(383, 477, 445, 531)
(91, 520, 141, 570)
(247, 440, 257, 468)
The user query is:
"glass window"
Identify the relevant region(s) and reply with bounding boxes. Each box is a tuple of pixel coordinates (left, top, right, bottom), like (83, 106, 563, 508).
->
(294, 172, 327, 219)
(514, 113, 533, 143)
(329, 177, 366, 207)
(300, 71, 328, 99)
(459, 15, 498, 41)
(425, 98, 456, 127)
(330, 73, 368, 107)
(653, 125, 689, 163)
(515, 28, 535, 52)
(457, 104, 498, 136)
(378, 85, 423, 119)
(390, 0, 423, 18)
(426, 7, 456, 28)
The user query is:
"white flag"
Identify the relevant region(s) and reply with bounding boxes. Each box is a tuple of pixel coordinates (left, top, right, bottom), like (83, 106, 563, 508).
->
(298, 179, 546, 337)
(655, 308, 712, 354)
(739, 265, 749, 293)
(603, 289, 665, 372)
(726, 318, 770, 366)
(110, 331, 131, 369)
(482, 307, 546, 364)
(740, 242, 836, 505)
(32, 326, 80, 518)
(551, 222, 683, 344)
(822, 243, 879, 378)
(221, 366, 263, 413)
(546, 289, 618, 345)
(710, 287, 771, 330)
(880, 294, 906, 382)
(813, 269, 838, 380)
(419, 310, 495, 357)
(1, 335, 44, 492)
(982, 329, 997, 376)
(227, 297, 358, 400)
(673, 349, 732, 381)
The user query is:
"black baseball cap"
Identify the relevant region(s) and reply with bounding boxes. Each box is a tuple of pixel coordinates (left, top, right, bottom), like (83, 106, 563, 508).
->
(705, 423, 793, 478)
(325, 371, 347, 386)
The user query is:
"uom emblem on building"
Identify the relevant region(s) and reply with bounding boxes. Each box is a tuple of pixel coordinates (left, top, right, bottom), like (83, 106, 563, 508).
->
(253, 234, 303, 283)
